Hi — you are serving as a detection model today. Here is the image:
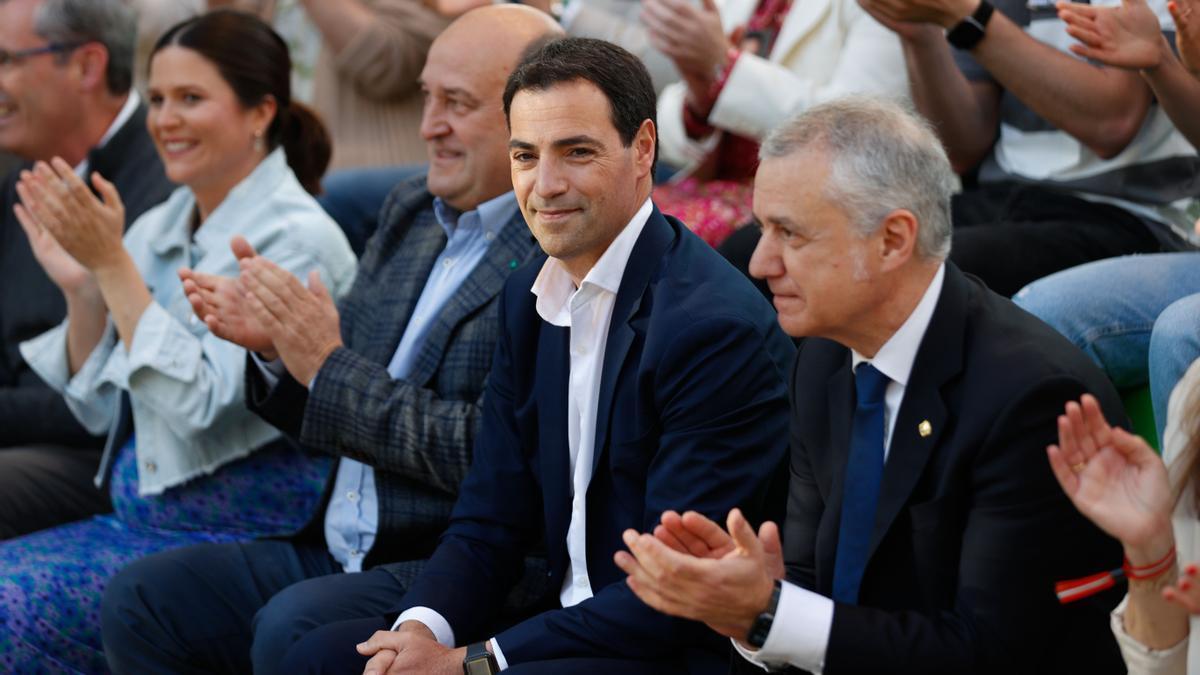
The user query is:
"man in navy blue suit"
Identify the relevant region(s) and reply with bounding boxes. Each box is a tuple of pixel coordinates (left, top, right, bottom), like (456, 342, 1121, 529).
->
(290, 37, 796, 675)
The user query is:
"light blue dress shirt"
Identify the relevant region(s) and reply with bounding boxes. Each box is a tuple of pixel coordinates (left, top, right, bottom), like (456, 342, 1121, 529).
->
(323, 190, 519, 572)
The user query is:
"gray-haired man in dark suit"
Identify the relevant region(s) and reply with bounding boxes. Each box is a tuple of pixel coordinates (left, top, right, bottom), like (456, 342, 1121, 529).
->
(99, 7, 563, 675)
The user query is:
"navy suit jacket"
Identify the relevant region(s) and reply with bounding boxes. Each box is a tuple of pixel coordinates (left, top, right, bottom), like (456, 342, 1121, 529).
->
(395, 207, 796, 670)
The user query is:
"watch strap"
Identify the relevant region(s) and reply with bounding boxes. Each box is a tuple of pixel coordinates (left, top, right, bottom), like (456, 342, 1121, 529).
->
(946, 0, 995, 50)
(746, 579, 783, 649)
(463, 641, 498, 675)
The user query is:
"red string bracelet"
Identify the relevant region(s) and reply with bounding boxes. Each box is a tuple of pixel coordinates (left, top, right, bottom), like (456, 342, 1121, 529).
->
(1055, 546, 1177, 604)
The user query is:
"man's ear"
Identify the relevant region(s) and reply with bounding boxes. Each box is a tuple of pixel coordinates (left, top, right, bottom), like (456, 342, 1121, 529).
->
(877, 208, 919, 272)
(72, 43, 110, 94)
(633, 118, 656, 179)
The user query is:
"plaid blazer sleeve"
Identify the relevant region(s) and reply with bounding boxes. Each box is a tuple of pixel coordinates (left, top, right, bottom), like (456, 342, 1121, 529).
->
(297, 345, 486, 496)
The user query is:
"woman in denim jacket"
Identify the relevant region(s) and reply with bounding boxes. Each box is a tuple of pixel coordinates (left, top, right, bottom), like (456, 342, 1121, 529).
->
(0, 11, 356, 671)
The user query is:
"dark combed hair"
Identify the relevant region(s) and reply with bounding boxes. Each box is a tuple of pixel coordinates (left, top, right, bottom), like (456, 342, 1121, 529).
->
(502, 37, 657, 171)
(152, 9, 330, 195)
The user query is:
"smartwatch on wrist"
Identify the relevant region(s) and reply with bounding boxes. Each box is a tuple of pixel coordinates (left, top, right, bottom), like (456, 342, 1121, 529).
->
(946, 0, 995, 50)
(463, 641, 498, 675)
(746, 579, 783, 649)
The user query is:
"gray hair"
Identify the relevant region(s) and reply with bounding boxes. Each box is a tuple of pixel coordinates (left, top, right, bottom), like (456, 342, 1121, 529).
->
(25, 0, 137, 95)
(759, 96, 957, 260)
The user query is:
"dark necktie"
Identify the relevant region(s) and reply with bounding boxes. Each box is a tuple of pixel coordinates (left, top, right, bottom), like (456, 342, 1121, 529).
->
(832, 363, 889, 604)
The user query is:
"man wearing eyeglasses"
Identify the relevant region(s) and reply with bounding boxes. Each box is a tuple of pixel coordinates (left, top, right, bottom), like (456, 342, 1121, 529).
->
(0, 0, 174, 539)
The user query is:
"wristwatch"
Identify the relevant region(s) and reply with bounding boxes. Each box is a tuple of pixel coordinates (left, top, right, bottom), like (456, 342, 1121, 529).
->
(746, 579, 783, 649)
(463, 641, 499, 675)
(945, 0, 995, 50)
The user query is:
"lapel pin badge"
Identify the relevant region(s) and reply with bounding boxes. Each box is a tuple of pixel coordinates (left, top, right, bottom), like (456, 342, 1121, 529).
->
(509, 259, 519, 269)
(918, 420, 933, 438)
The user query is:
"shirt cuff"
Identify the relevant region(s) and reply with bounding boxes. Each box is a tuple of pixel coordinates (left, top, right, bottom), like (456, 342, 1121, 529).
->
(735, 580, 833, 673)
(250, 352, 286, 389)
(1110, 594, 1189, 673)
(391, 607, 456, 648)
(490, 638, 509, 670)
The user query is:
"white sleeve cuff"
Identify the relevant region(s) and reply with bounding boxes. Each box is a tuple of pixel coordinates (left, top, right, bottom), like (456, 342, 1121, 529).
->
(1110, 594, 1189, 674)
(736, 580, 833, 673)
(391, 607, 456, 647)
(490, 638, 509, 670)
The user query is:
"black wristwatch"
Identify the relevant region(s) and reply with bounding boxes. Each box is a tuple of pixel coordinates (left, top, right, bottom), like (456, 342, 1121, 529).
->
(463, 641, 498, 675)
(946, 0, 995, 50)
(746, 579, 783, 649)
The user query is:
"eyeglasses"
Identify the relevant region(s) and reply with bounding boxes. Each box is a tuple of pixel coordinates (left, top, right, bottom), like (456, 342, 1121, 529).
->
(0, 42, 83, 69)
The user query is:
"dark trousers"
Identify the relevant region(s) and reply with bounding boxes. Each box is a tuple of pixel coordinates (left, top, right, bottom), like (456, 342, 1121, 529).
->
(950, 183, 1171, 297)
(101, 539, 420, 675)
(281, 616, 692, 675)
(0, 445, 109, 540)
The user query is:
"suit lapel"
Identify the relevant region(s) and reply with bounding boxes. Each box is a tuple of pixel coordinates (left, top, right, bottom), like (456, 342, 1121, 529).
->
(866, 266, 968, 561)
(407, 207, 536, 386)
(591, 209, 676, 473)
(818, 355, 854, 591)
(539, 325, 573, 559)
(359, 190, 444, 365)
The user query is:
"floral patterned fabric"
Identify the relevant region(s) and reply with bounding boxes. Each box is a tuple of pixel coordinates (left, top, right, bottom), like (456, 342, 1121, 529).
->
(0, 437, 330, 674)
(653, 178, 754, 249)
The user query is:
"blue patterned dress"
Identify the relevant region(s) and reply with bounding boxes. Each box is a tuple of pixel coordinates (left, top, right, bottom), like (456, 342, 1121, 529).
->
(0, 435, 330, 674)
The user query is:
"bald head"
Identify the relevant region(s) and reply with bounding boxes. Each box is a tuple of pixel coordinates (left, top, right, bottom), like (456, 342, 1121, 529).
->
(418, 4, 562, 211)
(440, 4, 562, 57)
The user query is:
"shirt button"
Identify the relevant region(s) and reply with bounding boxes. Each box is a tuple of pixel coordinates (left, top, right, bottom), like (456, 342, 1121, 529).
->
(349, 549, 362, 557)
(346, 490, 360, 502)
(443, 258, 455, 267)
(144, 461, 157, 474)
(485, 231, 496, 241)
(575, 577, 587, 588)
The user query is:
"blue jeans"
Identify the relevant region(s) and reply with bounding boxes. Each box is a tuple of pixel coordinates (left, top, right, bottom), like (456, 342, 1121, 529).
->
(1014, 252, 1200, 440)
(318, 165, 424, 256)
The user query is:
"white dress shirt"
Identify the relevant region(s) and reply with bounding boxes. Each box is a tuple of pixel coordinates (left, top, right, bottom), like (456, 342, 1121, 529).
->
(392, 198, 654, 670)
(736, 264, 945, 673)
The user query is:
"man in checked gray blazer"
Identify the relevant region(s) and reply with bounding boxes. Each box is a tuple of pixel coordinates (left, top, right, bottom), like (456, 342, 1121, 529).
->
(99, 7, 563, 675)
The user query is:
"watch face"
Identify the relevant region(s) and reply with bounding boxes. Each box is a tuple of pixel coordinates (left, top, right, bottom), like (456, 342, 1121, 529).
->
(465, 660, 495, 675)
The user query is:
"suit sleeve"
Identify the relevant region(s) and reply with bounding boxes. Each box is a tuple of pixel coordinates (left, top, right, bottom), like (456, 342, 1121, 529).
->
(494, 315, 793, 663)
(821, 375, 1123, 674)
(244, 352, 310, 440)
(295, 345, 483, 496)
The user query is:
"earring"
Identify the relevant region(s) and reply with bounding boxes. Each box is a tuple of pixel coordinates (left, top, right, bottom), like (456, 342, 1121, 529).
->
(253, 129, 265, 152)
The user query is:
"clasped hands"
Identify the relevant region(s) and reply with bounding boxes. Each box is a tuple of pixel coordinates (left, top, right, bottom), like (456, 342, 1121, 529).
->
(614, 508, 783, 645)
(356, 621, 468, 675)
(13, 158, 128, 301)
(178, 235, 341, 386)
